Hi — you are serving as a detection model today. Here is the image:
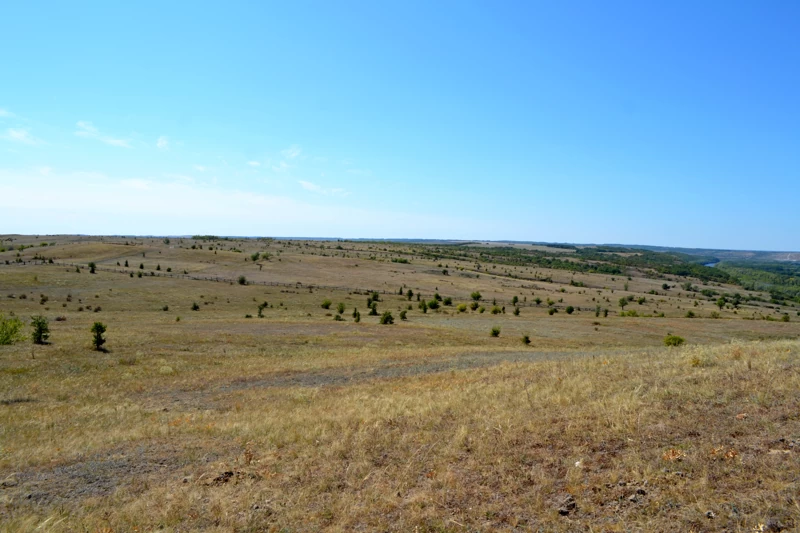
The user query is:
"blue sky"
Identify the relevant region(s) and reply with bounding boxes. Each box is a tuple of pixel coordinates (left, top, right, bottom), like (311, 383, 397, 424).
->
(2, 1, 799, 250)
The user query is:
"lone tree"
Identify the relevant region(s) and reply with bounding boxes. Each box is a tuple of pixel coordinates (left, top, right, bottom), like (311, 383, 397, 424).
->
(30, 315, 49, 345)
(88, 262, 97, 274)
(91, 322, 107, 351)
(618, 297, 628, 310)
(716, 297, 727, 310)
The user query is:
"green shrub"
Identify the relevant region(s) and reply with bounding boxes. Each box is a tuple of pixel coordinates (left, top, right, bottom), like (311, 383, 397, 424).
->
(333, 314, 344, 321)
(685, 310, 696, 318)
(565, 306, 574, 314)
(419, 300, 428, 313)
(664, 334, 685, 347)
(491, 306, 501, 315)
(521, 335, 531, 345)
(30, 315, 49, 345)
(470, 301, 479, 311)
(471, 291, 482, 301)
(91, 322, 107, 351)
(399, 310, 407, 320)
(379, 311, 394, 325)
(369, 302, 378, 316)
(88, 262, 96, 274)
(478, 306, 485, 314)
(0, 314, 25, 345)
(337, 302, 346, 314)
(321, 299, 332, 309)
(490, 326, 501, 337)
(191, 302, 200, 311)
(548, 308, 557, 315)
(427, 299, 440, 310)
(457, 303, 467, 313)
(354, 310, 361, 323)
(443, 297, 452, 306)
(237, 275, 247, 285)
(162, 305, 169, 311)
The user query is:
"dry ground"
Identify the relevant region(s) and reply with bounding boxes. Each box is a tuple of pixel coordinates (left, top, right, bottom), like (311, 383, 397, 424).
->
(1, 236, 799, 531)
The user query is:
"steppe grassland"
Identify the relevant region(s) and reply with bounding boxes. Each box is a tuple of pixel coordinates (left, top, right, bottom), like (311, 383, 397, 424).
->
(0, 236, 799, 531)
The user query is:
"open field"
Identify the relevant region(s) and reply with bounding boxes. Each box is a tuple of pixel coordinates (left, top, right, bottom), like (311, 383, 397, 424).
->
(1, 235, 800, 531)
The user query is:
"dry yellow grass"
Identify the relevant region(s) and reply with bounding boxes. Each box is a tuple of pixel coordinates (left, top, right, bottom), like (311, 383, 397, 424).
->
(1, 236, 799, 531)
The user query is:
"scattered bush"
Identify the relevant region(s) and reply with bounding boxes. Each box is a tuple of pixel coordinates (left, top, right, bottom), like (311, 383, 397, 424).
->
(0, 314, 25, 345)
(428, 299, 440, 310)
(238, 275, 247, 285)
(685, 310, 696, 318)
(548, 308, 557, 315)
(399, 310, 407, 320)
(321, 299, 332, 309)
(30, 315, 49, 345)
(471, 291, 482, 301)
(478, 306, 485, 314)
(490, 326, 501, 337)
(443, 297, 453, 306)
(470, 301, 479, 311)
(565, 306, 574, 314)
(88, 262, 97, 274)
(521, 334, 531, 345)
(457, 303, 467, 313)
(664, 334, 685, 347)
(337, 302, 346, 314)
(333, 314, 344, 321)
(191, 302, 200, 311)
(379, 311, 394, 325)
(369, 302, 379, 316)
(491, 306, 501, 315)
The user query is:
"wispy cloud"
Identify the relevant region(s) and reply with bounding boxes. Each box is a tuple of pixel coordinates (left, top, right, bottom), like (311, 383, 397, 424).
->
(247, 161, 261, 167)
(0, 109, 14, 118)
(299, 180, 350, 197)
(272, 161, 289, 173)
(3, 128, 43, 145)
(193, 164, 206, 172)
(281, 144, 302, 159)
(74, 121, 131, 148)
(156, 136, 169, 149)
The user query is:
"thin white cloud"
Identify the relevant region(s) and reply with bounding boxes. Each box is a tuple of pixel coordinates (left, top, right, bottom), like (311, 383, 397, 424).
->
(3, 128, 42, 145)
(0, 109, 14, 118)
(156, 136, 169, 149)
(281, 144, 302, 159)
(193, 164, 206, 172)
(299, 180, 350, 197)
(74, 121, 131, 148)
(247, 161, 261, 167)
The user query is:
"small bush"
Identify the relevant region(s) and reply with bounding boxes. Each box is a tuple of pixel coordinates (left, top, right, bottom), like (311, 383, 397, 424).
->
(333, 314, 344, 321)
(369, 302, 379, 316)
(471, 291, 482, 301)
(513, 306, 520, 316)
(321, 299, 332, 309)
(664, 334, 685, 347)
(490, 326, 501, 337)
(162, 305, 169, 311)
(191, 302, 200, 311)
(478, 306, 485, 314)
(399, 310, 407, 320)
(379, 311, 394, 325)
(88, 262, 97, 274)
(337, 302, 346, 314)
(565, 306, 574, 314)
(428, 299, 440, 310)
(470, 301, 479, 311)
(521, 335, 531, 345)
(0, 314, 25, 345)
(237, 275, 247, 285)
(685, 310, 696, 318)
(443, 297, 452, 306)
(548, 308, 557, 315)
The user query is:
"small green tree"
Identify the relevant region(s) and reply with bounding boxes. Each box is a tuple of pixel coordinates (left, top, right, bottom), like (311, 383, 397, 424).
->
(490, 326, 501, 337)
(379, 311, 394, 324)
(30, 315, 49, 345)
(513, 306, 520, 316)
(716, 297, 726, 310)
(406, 289, 414, 300)
(618, 297, 628, 310)
(321, 299, 332, 309)
(471, 291, 482, 302)
(521, 335, 531, 345)
(354, 310, 361, 323)
(428, 299, 440, 310)
(566, 306, 574, 314)
(191, 302, 200, 311)
(369, 302, 379, 315)
(257, 301, 268, 318)
(88, 262, 97, 274)
(91, 322, 107, 351)
(124, 260, 129, 267)
(337, 302, 345, 314)
(238, 275, 247, 285)
(512, 296, 519, 305)
(419, 300, 428, 313)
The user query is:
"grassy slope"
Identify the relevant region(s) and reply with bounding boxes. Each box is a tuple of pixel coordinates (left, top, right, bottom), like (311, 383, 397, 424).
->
(0, 236, 798, 531)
